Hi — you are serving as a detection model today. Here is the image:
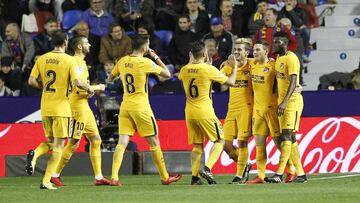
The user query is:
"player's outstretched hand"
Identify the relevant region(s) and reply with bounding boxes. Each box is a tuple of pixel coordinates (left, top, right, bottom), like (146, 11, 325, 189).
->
(98, 84, 106, 91)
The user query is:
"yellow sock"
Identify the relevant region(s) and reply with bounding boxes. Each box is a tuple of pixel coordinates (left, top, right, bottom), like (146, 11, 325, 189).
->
(111, 144, 126, 180)
(90, 140, 102, 177)
(54, 142, 76, 175)
(191, 146, 203, 177)
(42, 147, 62, 184)
(276, 140, 292, 174)
(228, 148, 239, 162)
(206, 142, 223, 170)
(150, 146, 169, 181)
(291, 142, 305, 175)
(33, 142, 53, 166)
(287, 158, 296, 174)
(236, 147, 248, 177)
(256, 146, 266, 180)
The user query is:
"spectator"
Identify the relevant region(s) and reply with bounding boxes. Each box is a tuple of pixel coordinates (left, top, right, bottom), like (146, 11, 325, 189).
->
(203, 17, 234, 68)
(204, 38, 222, 68)
(137, 22, 162, 58)
(184, 0, 210, 38)
(29, 0, 64, 21)
(0, 0, 30, 37)
(0, 56, 21, 96)
(0, 75, 13, 96)
(99, 22, 132, 66)
(81, 0, 114, 37)
(155, 0, 186, 30)
(253, 8, 297, 58)
(219, 0, 235, 36)
(248, 0, 268, 36)
(112, 0, 154, 31)
(95, 61, 122, 94)
(169, 15, 198, 72)
(62, 0, 90, 12)
(1, 23, 35, 72)
(33, 17, 59, 61)
(231, 0, 256, 37)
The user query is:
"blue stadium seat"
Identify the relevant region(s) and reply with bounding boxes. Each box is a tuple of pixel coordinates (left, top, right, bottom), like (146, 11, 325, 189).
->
(155, 30, 173, 53)
(62, 10, 83, 30)
(126, 31, 135, 36)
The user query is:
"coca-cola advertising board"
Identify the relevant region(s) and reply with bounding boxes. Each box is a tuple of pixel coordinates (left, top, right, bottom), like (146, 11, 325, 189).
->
(1, 116, 359, 176)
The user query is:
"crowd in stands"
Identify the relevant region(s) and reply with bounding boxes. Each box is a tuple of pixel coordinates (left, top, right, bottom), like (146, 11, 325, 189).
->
(0, 0, 357, 96)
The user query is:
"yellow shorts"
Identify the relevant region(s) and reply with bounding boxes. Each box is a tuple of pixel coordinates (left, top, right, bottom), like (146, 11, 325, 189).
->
(252, 109, 280, 137)
(186, 118, 224, 144)
(279, 109, 302, 132)
(119, 109, 158, 137)
(223, 108, 252, 141)
(69, 108, 99, 140)
(42, 116, 71, 138)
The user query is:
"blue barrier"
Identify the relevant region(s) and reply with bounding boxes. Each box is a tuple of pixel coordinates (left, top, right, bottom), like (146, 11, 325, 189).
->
(1, 91, 360, 123)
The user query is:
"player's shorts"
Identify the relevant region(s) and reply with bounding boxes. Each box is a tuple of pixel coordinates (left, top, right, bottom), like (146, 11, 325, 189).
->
(186, 118, 224, 144)
(223, 108, 252, 141)
(119, 109, 158, 137)
(252, 108, 280, 137)
(279, 109, 303, 132)
(69, 108, 99, 140)
(42, 116, 71, 138)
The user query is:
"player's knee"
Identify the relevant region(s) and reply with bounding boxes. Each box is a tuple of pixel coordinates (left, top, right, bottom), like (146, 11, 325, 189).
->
(91, 139, 102, 148)
(282, 130, 292, 141)
(238, 140, 248, 148)
(224, 141, 234, 152)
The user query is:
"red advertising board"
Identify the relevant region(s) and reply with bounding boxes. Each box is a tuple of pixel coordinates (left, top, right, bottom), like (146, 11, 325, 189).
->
(1, 117, 359, 176)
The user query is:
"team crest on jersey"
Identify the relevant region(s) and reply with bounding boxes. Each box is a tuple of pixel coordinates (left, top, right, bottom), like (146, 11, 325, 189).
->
(75, 66, 83, 74)
(263, 67, 269, 73)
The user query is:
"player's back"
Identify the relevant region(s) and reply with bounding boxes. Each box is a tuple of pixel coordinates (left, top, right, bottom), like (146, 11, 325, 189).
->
(250, 60, 278, 111)
(115, 55, 161, 110)
(179, 63, 228, 119)
(33, 51, 75, 117)
(69, 55, 90, 109)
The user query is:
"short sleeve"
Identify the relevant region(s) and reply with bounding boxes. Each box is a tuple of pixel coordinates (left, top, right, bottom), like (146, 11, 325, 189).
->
(111, 63, 120, 78)
(208, 65, 228, 84)
(287, 53, 300, 76)
(30, 61, 39, 78)
(69, 58, 81, 82)
(144, 59, 162, 75)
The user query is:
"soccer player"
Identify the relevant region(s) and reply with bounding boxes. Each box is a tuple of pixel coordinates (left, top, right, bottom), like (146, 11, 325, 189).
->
(246, 40, 280, 184)
(26, 30, 89, 189)
(50, 36, 110, 186)
(221, 38, 253, 184)
(265, 31, 307, 183)
(108, 34, 182, 186)
(179, 41, 238, 185)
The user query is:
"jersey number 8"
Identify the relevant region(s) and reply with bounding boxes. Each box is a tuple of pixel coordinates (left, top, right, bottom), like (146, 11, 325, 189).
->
(125, 73, 135, 93)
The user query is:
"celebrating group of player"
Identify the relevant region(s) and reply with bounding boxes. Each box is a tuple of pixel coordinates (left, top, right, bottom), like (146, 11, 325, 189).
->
(24, 29, 306, 190)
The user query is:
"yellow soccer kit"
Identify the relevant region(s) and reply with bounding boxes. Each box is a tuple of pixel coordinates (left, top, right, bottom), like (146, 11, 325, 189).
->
(179, 63, 228, 144)
(221, 61, 253, 141)
(69, 56, 99, 139)
(250, 60, 280, 137)
(111, 55, 163, 136)
(275, 51, 304, 132)
(30, 51, 78, 138)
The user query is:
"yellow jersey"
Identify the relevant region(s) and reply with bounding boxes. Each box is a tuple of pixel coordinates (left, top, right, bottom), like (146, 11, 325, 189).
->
(179, 63, 228, 119)
(250, 60, 278, 111)
(275, 51, 303, 110)
(69, 55, 90, 110)
(30, 51, 78, 117)
(221, 60, 253, 112)
(111, 55, 163, 110)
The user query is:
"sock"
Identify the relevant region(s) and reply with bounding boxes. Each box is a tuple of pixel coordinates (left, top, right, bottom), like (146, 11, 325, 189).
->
(111, 144, 126, 180)
(276, 140, 292, 175)
(236, 147, 248, 177)
(150, 146, 169, 181)
(287, 158, 296, 175)
(191, 146, 203, 177)
(90, 139, 103, 178)
(33, 142, 53, 166)
(256, 146, 266, 180)
(42, 147, 63, 184)
(205, 142, 223, 170)
(228, 148, 239, 162)
(291, 142, 305, 176)
(54, 142, 77, 175)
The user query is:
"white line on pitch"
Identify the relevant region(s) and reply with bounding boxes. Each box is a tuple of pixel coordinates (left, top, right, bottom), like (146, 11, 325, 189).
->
(310, 174, 360, 181)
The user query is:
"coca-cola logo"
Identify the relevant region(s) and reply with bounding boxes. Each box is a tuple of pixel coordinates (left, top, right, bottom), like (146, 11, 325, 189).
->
(207, 117, 360, 174)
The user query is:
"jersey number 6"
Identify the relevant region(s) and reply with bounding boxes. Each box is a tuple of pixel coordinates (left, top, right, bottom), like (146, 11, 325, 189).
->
(189, 78, 199, 98)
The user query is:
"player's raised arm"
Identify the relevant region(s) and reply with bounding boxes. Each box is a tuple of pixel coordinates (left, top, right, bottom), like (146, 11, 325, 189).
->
(224, 54, 238, 86)
(148, 48, 170, 79)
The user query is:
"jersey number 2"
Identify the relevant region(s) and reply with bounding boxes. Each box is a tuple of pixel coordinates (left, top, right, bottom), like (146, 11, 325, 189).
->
(125, 73, 135, 93)
(45, 70, 56, 92)
(189, 78, 199, 98)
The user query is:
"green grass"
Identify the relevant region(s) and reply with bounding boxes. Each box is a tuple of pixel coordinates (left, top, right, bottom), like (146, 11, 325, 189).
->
(1, 174, 360, 203)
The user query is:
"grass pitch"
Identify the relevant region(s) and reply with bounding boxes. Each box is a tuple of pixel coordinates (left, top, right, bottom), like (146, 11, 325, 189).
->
(1, 174, 360, 203)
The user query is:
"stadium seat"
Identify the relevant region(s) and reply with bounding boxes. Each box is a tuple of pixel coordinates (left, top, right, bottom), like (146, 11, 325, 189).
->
(62, 10, 83, 30)
(126, 31, 135, 36)
(155, 30, 173, 53)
